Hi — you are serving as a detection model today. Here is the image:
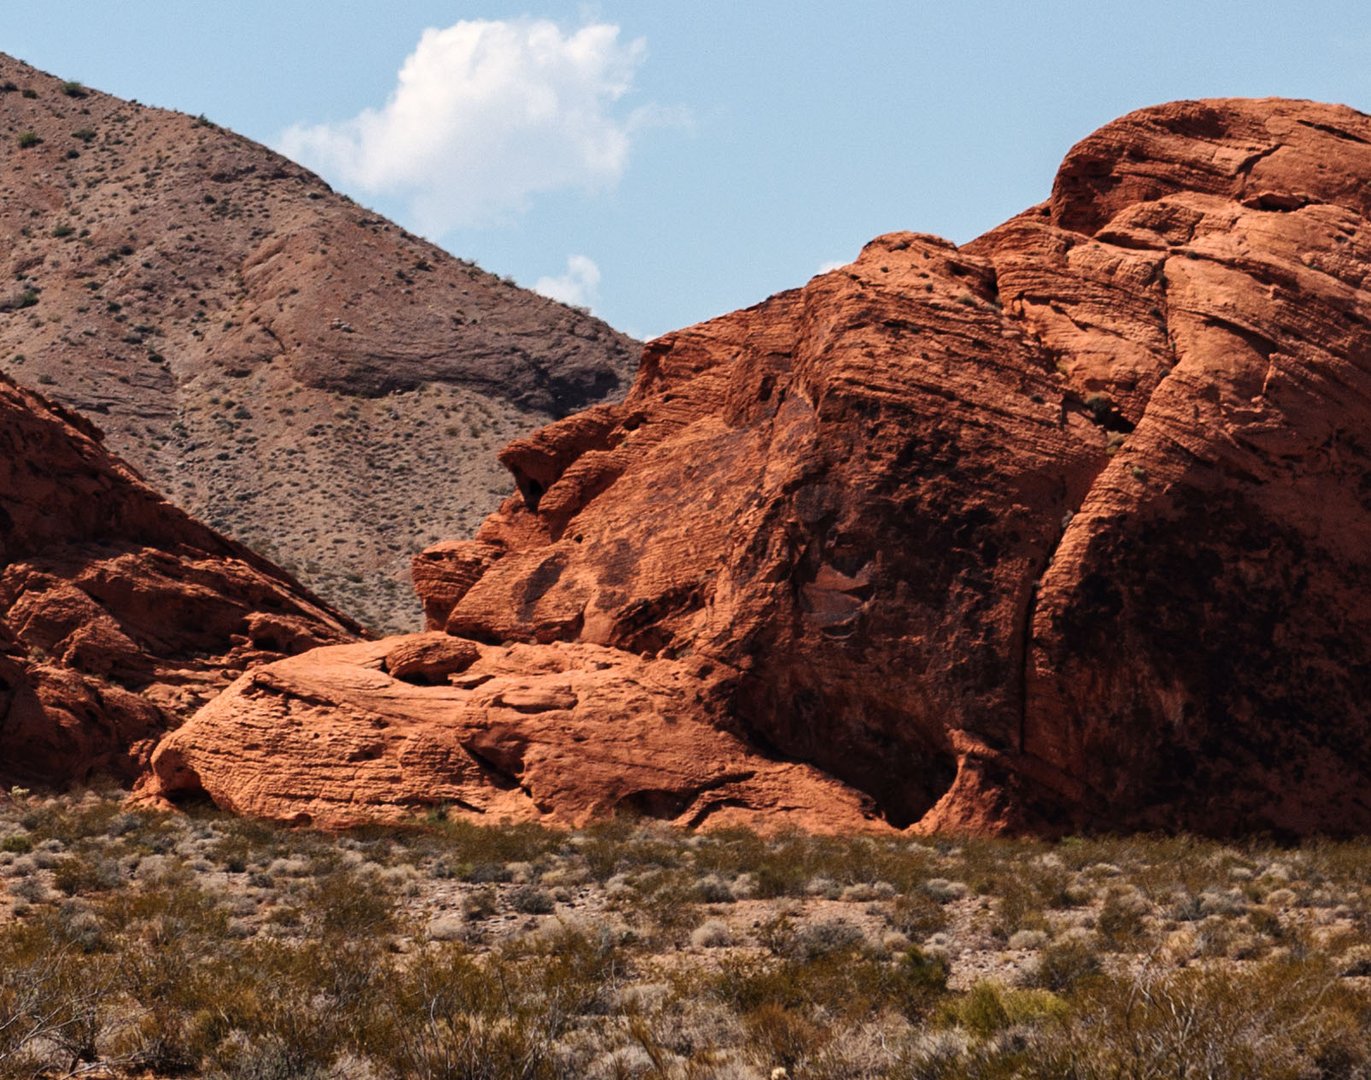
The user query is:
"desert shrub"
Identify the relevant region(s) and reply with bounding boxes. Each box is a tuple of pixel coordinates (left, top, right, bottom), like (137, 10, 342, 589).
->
(205, 938, 361, 1075)
(52, 854, 121, 896)
(371, 1013, 555, 1080)
(1021, 937, 1102, 994)
(42, 950, 117, 1073)
(1039, 959, 1371, 1079)
(97, 881, 248, 1073)
(32, 798, 159, 849)
(1194, 915, 1236, 959)
(528, 921, 630, 1014)
(891, 946, 954, 1019)
(754, 857, 816, 901)
(690, 831, 939, 899)
(945, 981, 1068, 1039)
(463, 887, 499, 921)
(432, 818, 561, 870)
(464, 861, 514, 884)
(716, 944, 947, 1024)
(741, 1002, 831, 1075)
(307, 867, 399, 937)
(1169, 890, 1207, 922)
(10, 792, 1371, 1076)
(1199, 886, 1248, 916)
(810, 873, 850, 901)
(10, 877, 47, 904)
(1095, 886, 1152, 950)
(924, 878, 969, 903)
(690, 919, 733, 949)
(755, 910, 798, 956)
(111, 941, 222, 1071)
(0, 921, 118, 1075)
(694, 873, 736, 903)
(788, 919, 865, 961)
(991, 875, 1051, 941)
(578, 822, 686, 883)
(365, 945, 557, 1079)
(1247, 904, 1287, 941)
(509, 885, 555, 915)
(628, 870, 701, 944)
(53, 903, 107, 954)
(17, 131, 40, 149)
(204, 1033, 333, 1080)
(889, 889, 949, 937)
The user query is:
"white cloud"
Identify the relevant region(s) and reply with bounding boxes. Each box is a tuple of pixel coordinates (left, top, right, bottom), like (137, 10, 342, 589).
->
(534, 255, 601, 310)
(816, 259, 849, 275)
(279, 19, 662, 230)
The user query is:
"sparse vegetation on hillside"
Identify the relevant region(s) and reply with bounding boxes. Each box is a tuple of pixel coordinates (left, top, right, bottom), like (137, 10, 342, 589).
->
(3, 790, 1371, 1078)
(0, 54, 637, 634)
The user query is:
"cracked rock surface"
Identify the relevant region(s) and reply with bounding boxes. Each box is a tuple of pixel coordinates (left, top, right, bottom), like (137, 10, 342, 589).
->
(145, 98, 1371, 835)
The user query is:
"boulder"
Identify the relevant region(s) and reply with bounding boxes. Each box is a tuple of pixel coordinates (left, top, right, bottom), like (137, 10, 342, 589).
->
(142, 637, 881, 832)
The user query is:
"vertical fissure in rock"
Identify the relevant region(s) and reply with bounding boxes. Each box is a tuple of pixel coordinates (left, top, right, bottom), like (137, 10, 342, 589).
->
(996, 237, 1186, 756)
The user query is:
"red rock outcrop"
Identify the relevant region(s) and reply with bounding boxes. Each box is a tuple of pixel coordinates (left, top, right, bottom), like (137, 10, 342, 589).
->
(0, 373, 357, 786)
(144, 635, 879, 831)
(146, 98, 1371, 836)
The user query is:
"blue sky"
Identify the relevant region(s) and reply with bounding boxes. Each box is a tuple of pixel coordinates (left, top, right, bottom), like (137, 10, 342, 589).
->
(5, 3, 1368, 338)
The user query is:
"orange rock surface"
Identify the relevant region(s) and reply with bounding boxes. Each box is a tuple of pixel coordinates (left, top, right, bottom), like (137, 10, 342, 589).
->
(146, 99, 1371, 835)
(143, 636, 880, 831)
(0, 374, 357, 786)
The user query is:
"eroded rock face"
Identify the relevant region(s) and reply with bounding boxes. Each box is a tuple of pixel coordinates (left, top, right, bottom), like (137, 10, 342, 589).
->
(150, 98, 1371, 835)
(0, 374, 357, 786)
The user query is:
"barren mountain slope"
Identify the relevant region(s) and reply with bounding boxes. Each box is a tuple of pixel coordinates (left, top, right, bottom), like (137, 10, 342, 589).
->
(0, 55, 637, 632)
(0, 371, 356, 787)
(148, 97, 1371, 837)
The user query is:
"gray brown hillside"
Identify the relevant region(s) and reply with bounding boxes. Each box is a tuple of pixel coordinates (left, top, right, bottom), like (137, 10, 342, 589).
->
(0, 55, 637, 632)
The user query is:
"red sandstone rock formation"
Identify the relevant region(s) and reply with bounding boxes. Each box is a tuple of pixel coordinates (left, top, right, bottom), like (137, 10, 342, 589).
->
(146, 98, 1371, 835)
(0, 373, 357, 786)
(145, 635, 879, 831)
